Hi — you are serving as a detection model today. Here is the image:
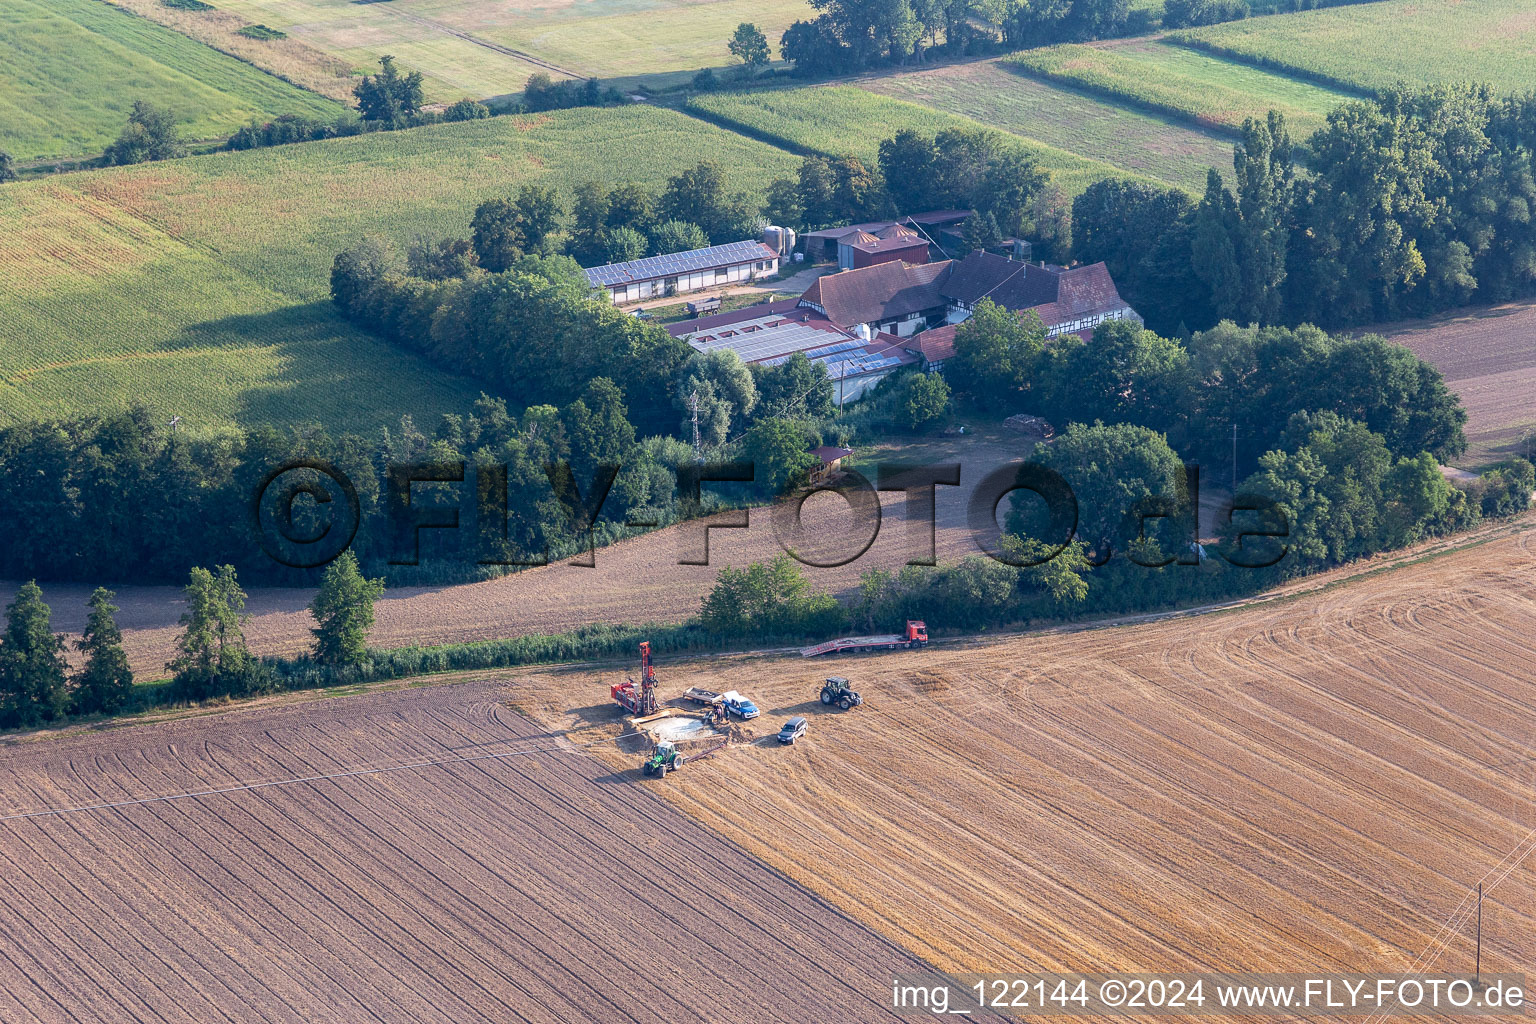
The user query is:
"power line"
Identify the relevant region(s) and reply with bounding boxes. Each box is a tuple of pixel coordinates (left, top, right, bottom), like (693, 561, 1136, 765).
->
(0, 732, 637, 825)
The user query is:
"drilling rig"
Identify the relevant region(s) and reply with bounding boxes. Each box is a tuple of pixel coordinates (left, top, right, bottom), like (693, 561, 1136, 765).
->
(611, 640, 660, 717)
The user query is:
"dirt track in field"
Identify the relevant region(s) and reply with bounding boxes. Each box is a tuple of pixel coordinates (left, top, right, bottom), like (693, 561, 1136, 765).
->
(0, 682, 983, 1023)
(508, 525, 1536, 1008)
(1375, 298, 1536, 466)
(5, 430, 1094, 677)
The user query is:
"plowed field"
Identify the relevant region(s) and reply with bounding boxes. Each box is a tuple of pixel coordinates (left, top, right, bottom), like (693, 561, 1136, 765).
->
(511, 525, 1536, 995)
(0, 682, 970, 1022)
(1378, 299, 1536, 468)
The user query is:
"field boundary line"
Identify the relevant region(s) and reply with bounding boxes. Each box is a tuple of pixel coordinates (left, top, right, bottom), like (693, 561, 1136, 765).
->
(1163, 34, 1378, 99)
(998, 54, 1247, 141)
(373, 6, 579, 82)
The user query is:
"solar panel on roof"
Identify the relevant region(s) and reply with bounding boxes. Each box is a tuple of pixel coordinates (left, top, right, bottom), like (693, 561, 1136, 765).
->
(583, 239, 773, 286)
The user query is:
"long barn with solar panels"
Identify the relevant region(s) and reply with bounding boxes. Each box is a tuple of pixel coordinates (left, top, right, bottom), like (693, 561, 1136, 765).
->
(584, 239, 780, 304)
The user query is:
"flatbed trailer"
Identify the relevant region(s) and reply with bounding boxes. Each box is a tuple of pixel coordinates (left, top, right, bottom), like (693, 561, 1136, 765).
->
(680, 687, 759, 719)
(800, 620, 929, 657)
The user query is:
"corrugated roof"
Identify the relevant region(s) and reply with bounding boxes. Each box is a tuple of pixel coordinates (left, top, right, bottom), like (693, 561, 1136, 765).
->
(665, 298, 812, 337)
(679, 312, 848, 364)
(584, 239, 778, 287)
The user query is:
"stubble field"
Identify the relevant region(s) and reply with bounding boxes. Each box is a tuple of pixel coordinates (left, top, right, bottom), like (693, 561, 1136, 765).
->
(513, 523, 1536, 993)
(0, 682, 966, 1022)
(162, 0, 816, 99)
(4, 431, 1035, 677)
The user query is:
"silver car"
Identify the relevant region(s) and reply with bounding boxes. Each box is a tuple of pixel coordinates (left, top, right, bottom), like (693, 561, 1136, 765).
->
(777, 717, 808, 744)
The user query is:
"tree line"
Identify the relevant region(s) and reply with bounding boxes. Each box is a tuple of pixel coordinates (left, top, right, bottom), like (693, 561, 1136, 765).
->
(0, 552, 385, 727)
(1076, 87, 1536, 333)
(941, 303, 1531, 583)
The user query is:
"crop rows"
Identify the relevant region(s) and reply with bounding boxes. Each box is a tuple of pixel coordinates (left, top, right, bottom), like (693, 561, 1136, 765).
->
(688, 86, 1148, 197)
(199, 0, 814, 99)
(1005, 40, 1354, 140)
(1172, 0, 1536, 98)
(858, 60, 1235, 192)
(0, 107, 797, 432)
(0, 0, 341, 162)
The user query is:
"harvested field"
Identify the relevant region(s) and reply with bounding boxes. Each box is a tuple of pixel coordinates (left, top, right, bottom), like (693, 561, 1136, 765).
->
(179, 0, 815, 100)
(0, 681, 968, 1022)
(514, 523, 1536, 989)
(1370, 299, 1536, 469)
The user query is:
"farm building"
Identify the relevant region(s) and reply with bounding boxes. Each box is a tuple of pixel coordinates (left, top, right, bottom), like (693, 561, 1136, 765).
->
(797, 260, 953, 338)
(836, 224, 930, 270)
(801, 210, 967, 263)
(584, 239, 780, 304)
(906, 324, 958, 373)
(938, 250, 1142, 339)
(669, 300, 918, 404)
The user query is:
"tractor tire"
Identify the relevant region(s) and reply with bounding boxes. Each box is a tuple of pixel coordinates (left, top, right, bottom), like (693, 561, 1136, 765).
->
(839, 697, 852, 710)
(821, 690, 833, 705)
(657, 763, 667, 778)
(674, 755, 685, 769)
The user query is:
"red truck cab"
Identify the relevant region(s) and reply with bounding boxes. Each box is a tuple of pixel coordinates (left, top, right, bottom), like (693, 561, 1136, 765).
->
(906, 620, 928, 646)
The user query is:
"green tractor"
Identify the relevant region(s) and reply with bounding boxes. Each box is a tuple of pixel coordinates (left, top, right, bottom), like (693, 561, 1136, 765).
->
(820, 676, 863, 710)
(642, 740, 685, 778)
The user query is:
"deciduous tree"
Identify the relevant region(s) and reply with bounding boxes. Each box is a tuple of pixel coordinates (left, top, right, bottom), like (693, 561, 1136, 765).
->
(729, 23, 772, 71)
(71, 588, 134, 716)
(310, 551, 386, 666)
(0, 581, 68, 728)
(354, 55, 424, 126)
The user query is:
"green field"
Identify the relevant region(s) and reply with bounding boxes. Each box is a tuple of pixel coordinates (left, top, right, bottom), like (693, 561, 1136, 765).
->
(201, 0, 814, 99)
(1006, 40, 1354, 140)
(0, 107, 798, 432)
(1175, 0, 1536, 97)
(0, 0, 342, 161)
(688, 86, 1149, 198)
(858, 60, 1233, 192)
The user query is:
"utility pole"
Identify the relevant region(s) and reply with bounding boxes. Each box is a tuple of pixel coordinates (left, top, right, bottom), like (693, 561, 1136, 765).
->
(1475, 881, 1483, 986)
(1231, 422, 1238, 495)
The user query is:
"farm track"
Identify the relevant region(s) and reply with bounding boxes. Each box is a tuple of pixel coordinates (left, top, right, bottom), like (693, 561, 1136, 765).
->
(505, 524, 1536, 1020)
(0, 685, 989, 1023)
(378, 8, 580, 81)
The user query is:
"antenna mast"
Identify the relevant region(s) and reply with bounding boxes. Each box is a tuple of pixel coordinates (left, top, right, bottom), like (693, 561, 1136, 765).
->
(689, 388, 702, 461)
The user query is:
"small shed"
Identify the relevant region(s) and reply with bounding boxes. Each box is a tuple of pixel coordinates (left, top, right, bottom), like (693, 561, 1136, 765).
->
(807, 445, 854, 485)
